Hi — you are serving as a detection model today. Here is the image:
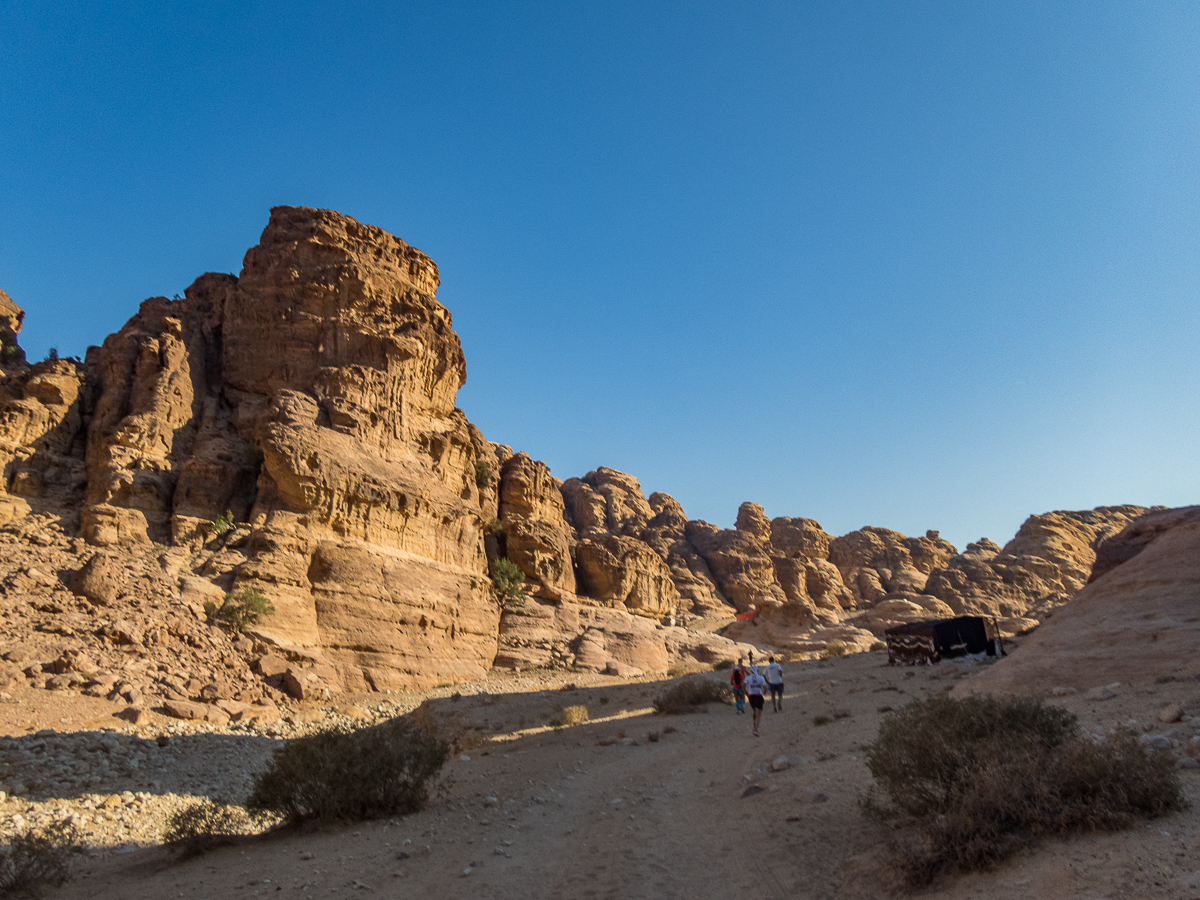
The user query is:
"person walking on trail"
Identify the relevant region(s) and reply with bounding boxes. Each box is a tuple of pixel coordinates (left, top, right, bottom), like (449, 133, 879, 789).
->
(730, 658, 747, 714)
(744, 665, 767, 736)
(766, 656, 784, 712)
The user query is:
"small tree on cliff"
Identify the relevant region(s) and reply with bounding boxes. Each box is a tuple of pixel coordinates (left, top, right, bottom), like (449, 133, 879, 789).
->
(492, 558, 526, 607)
(205, 588, 275, 633)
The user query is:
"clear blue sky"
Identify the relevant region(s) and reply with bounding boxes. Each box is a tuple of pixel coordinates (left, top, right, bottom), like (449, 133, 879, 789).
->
(2, 1, 1198, 551)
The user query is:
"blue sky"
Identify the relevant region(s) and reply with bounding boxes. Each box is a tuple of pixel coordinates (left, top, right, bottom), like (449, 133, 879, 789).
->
(2, 1, 1197, 550)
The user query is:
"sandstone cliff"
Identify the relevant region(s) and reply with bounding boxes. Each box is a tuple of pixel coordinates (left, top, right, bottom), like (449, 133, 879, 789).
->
(0, 207, 1169, 717)
(957, 506, 1200, 696)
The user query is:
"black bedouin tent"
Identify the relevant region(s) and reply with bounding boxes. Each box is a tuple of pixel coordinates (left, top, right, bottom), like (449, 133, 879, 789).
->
(884, 616, 1005, 665)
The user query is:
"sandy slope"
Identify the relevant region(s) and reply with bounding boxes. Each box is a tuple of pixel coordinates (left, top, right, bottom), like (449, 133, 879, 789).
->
(23, 650, 1200, 900)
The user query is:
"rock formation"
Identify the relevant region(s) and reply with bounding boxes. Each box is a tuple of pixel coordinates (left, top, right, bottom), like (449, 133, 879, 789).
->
(0, 207, 1173, 714)
(957, 506, 1200, 696)
(922, 506, 1149, 633)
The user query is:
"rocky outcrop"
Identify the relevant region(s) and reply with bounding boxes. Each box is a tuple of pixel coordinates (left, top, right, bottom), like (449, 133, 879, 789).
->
(78, 207, 501, 688)
(828, 526, 956, 604)
(0, 289, 24, 352)
(0, 289, 90, 522)
(1088, 506, 1200, 583)
(922, 506, 1149, 631)
(956, 505, 1200, 696)
(561, 469, 693, 618)
(496, 453, 575, 600)
(494, 596, 754, 676)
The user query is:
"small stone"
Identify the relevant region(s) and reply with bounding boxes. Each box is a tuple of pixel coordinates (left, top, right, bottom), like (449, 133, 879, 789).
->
(1175, 756, 1200, 769)
(1158, 703, 1184, 724)
(459, 754, 470, 762)
(461, 867, 473, 877)
(770, 755, 790, 772)
(1139, 734, 1173, 749)
(1084, 683, 1120, 701)
(1050, 686, 1078, 697)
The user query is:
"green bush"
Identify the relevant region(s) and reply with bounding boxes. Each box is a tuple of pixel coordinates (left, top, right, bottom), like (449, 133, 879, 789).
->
(163, 799, 251, 858)
(653, 678, 732, 714)
(0, 343, 23, 365)
(0, 819, 79, 894)
(473, 460, 491, 488)
(210, 509, 235, 537)
(246, 717, 448, 823)
(205, 588, 275, 633)
(863, 695, 1184, 886)
(492, 558, 526, 607)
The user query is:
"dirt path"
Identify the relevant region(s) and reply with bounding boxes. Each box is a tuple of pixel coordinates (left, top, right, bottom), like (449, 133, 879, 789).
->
(42, 652, 1200, 899)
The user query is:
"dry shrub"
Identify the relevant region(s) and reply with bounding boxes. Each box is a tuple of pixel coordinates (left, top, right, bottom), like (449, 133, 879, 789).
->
(863, 695, 1184, 886)
(163, 798, 252, 858)
(560, 705, 589, 726)
(247, 717, 448, 824)
(712, 659, 734, 671)
(820, 641, 849, 659)
(0, 820, 79, 894)
(653, 678, 732, 714)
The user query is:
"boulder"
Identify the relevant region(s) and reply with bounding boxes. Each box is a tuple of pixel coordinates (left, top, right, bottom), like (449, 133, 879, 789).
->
(69, 555, 123, 606)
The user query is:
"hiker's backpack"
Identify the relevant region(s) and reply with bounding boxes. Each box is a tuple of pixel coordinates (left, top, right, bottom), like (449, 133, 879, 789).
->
(731, 666, 743, 687)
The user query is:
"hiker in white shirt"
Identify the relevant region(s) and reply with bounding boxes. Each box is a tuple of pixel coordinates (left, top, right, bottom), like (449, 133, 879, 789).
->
(743, 666, 768, 737)
(766, 656, 784, 712)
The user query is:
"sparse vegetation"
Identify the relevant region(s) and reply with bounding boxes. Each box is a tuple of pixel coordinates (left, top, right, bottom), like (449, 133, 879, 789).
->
(0, 819, 80, 894)
(560, 705, 589, 726)
(204, 587, 275, 633)
(45, 347, 58, 362)
(869, 641, 887, 652)
(247, 717, 448, 823)
(647, 731, 660, 742)
(163, 798, 252, 858)
(492, 558, 527, 607)
(653, 678, 733, 714)
(712, 659, 734, 670)
(210, 509, 235, 537)
(863, 695, 1184, 886)
(0, 342, 22, 364)
(812, 714, 832, 726)
(820, 641, 849, 659)
(474, 459, 491, 488)
(486, 518, 504, 536)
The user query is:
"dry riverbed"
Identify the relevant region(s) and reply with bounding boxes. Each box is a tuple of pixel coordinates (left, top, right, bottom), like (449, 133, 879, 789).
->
(2, 651, 1199, 899)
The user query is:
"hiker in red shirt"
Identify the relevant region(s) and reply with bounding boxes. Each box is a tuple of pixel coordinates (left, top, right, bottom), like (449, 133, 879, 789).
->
(730, 657, 746, 714)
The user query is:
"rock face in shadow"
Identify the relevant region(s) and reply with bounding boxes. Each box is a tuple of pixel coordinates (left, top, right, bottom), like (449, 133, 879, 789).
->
(955, 506, 1200, 696)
